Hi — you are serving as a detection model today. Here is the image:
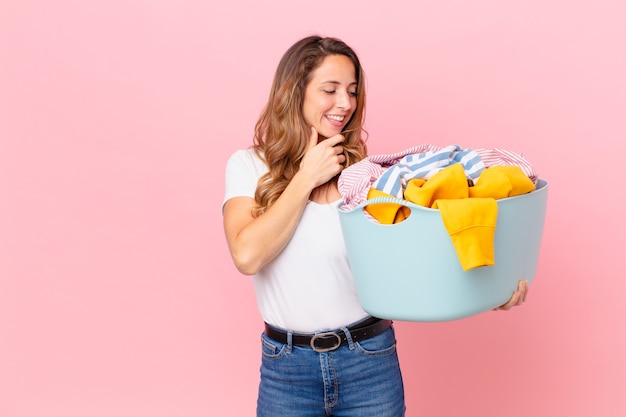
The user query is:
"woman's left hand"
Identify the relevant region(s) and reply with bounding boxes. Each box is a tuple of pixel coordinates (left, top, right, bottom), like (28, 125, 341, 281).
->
(493, 280, 529, 311)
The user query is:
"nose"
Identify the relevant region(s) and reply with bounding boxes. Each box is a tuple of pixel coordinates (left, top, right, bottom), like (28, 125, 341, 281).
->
(336, 90, 353, 111)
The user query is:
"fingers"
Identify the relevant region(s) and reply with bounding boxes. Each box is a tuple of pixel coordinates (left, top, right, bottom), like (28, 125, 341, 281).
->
(325, 133, 346, 147)
(496, 292, 519, 311)
(493, 280, 529, 311)
(306, 129, 345, 162)
(325, 134, 346, 165)
(300, 129, 346, 185)
(307, 128, 345, 153)
(520, 280, 529, 303)
(511, 280, 528, 307)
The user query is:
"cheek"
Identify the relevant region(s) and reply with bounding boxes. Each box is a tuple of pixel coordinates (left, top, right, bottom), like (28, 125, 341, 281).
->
(304, 97, 328, 122)
(351, 96, 358, 110)
(302, 104, 315, 125)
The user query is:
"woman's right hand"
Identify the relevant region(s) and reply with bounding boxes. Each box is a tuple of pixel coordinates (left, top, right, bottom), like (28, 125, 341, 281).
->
(224, 127, 344, 275)
(299, 127, 346, 187)
(224, 128, 348, 275)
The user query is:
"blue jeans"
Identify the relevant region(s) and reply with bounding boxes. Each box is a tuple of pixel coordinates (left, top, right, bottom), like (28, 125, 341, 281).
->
(257, 324, 406, 417)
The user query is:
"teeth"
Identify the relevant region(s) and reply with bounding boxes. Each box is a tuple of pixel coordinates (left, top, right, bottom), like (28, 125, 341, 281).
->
(327, 115, 344, 122)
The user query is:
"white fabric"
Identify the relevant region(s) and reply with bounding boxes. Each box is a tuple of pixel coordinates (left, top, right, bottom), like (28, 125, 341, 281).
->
(223, 149, 368, 333)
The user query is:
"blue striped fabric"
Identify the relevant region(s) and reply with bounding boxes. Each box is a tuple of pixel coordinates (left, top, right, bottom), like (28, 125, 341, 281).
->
(371, 145, 485, 198)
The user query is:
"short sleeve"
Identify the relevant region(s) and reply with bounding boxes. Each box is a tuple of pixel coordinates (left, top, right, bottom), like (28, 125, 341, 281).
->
(223, 149, 268, 209)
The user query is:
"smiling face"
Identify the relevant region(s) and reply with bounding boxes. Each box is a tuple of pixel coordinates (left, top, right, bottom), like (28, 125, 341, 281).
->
(302, 54, 358, 140)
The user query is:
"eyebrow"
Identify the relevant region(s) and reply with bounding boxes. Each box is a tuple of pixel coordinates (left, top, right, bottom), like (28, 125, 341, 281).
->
(320, 80, 358, 86)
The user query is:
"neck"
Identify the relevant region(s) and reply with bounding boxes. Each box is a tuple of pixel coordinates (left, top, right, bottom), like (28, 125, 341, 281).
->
(310, 180, 340, 204)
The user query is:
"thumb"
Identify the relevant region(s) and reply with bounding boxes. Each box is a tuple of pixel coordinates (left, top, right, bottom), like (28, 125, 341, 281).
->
(307, 126, 319, 150)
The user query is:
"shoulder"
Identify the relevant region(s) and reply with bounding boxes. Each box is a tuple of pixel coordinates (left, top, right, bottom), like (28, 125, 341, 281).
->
(224, 148, 268, 205)
(224, 148, 268, 196)
(226, 148, 267, 173)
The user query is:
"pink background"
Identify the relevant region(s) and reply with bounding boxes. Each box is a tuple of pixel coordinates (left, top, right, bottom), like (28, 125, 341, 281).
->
(1, 1, 625, 416)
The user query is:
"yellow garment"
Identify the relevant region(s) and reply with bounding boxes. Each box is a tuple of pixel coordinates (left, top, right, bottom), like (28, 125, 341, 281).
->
(403, 163, 468, 207)
(402, 164, 497, 271)
(365, 188, 411, 225)
(432, 198, 498, 271)
(469, 166, 535, 199)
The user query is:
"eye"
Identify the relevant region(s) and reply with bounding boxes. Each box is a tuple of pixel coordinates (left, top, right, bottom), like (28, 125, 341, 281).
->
(324, 89, 336, 94)
(349, 91, 358, 97)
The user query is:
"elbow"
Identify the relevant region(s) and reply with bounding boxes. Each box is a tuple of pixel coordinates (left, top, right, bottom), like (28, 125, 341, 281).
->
(234, 261, 259, 276)
(230, 251, 262, 276)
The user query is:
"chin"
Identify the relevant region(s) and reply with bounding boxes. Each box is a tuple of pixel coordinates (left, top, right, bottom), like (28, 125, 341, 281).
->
(320, 128, 343, 139)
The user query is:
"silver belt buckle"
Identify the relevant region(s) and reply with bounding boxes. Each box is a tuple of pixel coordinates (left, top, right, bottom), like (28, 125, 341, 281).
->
(310, 331, 342, 353)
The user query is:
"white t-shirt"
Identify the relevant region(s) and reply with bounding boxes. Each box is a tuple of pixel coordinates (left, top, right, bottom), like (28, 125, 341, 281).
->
(223, 149, 368, 333)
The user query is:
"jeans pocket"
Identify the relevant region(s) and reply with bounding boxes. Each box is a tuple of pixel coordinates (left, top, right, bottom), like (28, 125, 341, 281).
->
(261, 333, 288, 360)
(355, 326, 397, 357)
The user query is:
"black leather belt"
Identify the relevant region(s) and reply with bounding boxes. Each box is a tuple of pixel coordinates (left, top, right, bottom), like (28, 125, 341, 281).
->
(264, 317, 392, 353)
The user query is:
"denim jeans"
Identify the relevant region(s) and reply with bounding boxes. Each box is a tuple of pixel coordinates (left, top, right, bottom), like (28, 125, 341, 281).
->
(257, 324, 406, 417)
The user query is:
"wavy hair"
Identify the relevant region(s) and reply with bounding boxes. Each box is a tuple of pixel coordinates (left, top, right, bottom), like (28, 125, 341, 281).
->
(252, 35, 368, 216)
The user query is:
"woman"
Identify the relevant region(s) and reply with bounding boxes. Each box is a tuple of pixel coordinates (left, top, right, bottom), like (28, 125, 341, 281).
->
(223, 35, 527, 417)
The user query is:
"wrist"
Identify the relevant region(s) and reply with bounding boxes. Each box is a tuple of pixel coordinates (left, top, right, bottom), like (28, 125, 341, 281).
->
(291, 170, 319, 194)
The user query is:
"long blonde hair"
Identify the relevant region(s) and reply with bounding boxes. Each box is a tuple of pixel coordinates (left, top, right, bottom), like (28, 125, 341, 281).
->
(252, 36, 368, 216)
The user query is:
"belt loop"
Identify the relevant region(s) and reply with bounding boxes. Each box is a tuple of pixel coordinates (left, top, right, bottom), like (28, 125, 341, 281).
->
(286, 330, 293, 354)
(342, 326, 356, 350)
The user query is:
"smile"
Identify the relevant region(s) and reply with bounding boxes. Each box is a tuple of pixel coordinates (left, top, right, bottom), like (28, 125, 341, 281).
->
(326, 115, 345, 122)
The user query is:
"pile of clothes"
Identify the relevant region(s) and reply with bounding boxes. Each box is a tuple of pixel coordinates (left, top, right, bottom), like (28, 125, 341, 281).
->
(338, 145, 537, 271)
